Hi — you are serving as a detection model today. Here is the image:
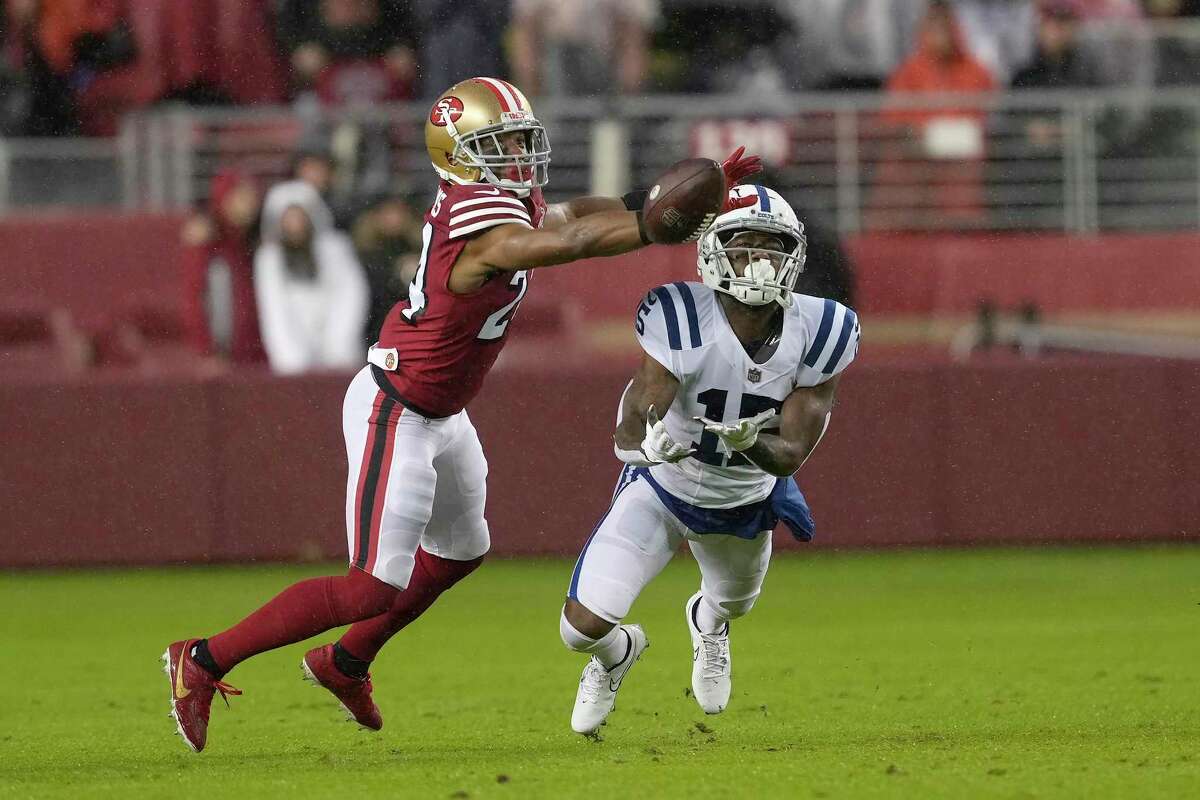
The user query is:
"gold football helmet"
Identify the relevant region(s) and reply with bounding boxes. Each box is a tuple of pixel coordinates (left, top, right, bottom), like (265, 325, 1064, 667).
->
(425, 77, 551, 196)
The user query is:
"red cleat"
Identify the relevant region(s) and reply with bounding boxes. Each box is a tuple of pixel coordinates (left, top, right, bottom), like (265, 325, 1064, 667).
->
(302, 644, 383, 731)
(162, 639, 242, 752)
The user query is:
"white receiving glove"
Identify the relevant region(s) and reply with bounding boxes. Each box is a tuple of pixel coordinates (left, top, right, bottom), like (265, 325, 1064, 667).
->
(694, 408, 777, 454)
(640, 405, 695, 464)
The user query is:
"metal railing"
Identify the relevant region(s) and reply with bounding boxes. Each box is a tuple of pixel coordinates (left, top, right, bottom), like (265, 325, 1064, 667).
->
(952, 314, 1200, 361)
(0, 137, 124, 212)
(4, 87, 1200, 234)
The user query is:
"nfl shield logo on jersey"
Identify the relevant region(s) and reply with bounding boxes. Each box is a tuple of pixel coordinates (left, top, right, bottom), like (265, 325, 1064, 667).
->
(747, 368, 761, 383)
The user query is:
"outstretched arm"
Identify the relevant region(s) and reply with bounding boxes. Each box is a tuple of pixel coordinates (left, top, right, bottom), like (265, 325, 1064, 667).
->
(451, 211, 648, 292)
(542, 196, 628, 228)
(489, 209, 648, 269)
(454, 146, 765, 290)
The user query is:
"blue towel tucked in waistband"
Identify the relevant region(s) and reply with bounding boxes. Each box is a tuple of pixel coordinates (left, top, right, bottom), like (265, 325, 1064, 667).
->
(637, 468, 815, 542)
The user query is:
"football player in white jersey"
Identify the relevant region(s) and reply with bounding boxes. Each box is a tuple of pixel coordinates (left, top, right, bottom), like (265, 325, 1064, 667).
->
(558, 184, 860, 735)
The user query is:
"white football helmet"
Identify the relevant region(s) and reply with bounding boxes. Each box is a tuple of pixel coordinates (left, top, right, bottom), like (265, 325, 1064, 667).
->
(697, 185, 806, 308)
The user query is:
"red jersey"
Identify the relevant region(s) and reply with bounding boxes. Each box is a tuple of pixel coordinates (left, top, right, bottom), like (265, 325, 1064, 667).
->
(374, 180, 547, 417)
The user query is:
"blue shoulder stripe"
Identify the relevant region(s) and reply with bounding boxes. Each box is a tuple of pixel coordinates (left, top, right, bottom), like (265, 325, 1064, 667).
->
(650, 286, 682, 351)
(802, 299, 837, 367)
(671, 282, 702, 348)
(821, 308, 857, 374)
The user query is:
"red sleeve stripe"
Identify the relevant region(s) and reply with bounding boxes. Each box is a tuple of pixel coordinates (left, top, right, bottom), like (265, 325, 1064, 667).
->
(448, 217, 532, 238)
(450, 205, 531, 227)
(474, 76, 520, 112)
(450, 195, 527, 213)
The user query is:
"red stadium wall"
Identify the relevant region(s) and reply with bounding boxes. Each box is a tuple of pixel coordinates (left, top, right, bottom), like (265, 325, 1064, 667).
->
(4, 215, 1198, 325)
(2, 355, 1197, 569)
(0, 213, 186, 332)
(845, 233, 1200, 314)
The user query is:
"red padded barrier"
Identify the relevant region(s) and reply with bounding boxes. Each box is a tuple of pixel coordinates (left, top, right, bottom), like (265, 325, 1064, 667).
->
(4, 215, 1196, 325)
(1167, 365, 1200, 528)
(207, 372, 348, 563)
(937, 358, 1179, 542)
(795, 363, 948, 546)
(1, 356, 1197, 569)
(846, 233, 1200, 314)
(0, 214, 185, 332)
(1, 375, 219, 565)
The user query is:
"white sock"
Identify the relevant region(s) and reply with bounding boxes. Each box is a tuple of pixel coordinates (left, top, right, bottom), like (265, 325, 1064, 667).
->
(694, 594, 728, 635)
(560, 612, 631, 670)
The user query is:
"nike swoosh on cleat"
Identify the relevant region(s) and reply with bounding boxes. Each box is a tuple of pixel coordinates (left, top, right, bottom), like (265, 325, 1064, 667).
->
(174, 648, 191, 699)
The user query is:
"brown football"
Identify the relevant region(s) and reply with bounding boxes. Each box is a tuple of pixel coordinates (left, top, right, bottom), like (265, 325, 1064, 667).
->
(641, 158, 726, 244)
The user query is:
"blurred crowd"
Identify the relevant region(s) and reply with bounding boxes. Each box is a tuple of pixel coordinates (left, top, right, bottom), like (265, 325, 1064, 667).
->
(179, 149, 427, 374)
(5, 0, 1200, 373)
(2, 0, 1198, 137)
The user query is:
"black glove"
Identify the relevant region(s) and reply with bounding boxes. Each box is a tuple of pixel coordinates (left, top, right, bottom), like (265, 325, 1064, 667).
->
(622, 189, 649, 212)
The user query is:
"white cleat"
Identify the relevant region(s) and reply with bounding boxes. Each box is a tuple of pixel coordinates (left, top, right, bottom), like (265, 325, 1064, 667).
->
(570, 624, 648, 735)
(685, 592, 731, 714)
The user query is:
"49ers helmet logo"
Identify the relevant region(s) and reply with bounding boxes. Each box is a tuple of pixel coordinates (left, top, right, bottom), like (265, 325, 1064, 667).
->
(430, 96, 464, 127)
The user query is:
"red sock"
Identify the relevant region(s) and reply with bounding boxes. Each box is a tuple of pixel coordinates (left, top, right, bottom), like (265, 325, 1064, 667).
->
(206, 567, 398, 674)
(338, 548, 483, 663)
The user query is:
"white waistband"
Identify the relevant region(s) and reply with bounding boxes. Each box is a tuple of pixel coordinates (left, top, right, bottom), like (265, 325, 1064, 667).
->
(367, 345, 399, 371)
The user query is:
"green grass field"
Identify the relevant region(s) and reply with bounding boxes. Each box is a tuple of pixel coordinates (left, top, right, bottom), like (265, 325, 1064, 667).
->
(1, 546, 1197, 799)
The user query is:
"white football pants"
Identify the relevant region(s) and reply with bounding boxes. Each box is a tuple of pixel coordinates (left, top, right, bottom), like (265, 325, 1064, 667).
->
(568, 468, 772, 624)
(342, 366, 491, 589)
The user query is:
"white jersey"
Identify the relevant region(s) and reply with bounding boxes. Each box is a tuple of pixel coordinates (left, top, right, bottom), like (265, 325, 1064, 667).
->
(632, 282, 859, 509)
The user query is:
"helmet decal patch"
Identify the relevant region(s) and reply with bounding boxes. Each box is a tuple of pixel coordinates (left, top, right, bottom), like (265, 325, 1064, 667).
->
(430, 96, 465, 127)
(755, 184, 772, 211)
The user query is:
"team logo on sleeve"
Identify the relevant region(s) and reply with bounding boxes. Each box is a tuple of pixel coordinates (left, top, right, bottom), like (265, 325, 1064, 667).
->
(385, 352, 396, 370)
(747, 368, 762, 383)
(430, 96, 464, 127)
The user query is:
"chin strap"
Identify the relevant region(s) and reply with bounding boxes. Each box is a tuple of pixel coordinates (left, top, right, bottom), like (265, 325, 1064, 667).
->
(434, 166, 475, 185)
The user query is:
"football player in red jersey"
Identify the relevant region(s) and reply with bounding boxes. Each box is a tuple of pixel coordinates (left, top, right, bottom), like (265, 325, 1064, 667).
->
(162, 76, 762, 752)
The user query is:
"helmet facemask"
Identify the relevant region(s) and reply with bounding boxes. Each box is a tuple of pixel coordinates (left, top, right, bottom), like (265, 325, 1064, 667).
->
(451, 121, 550, 196)
(699, 221, 807, 308)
